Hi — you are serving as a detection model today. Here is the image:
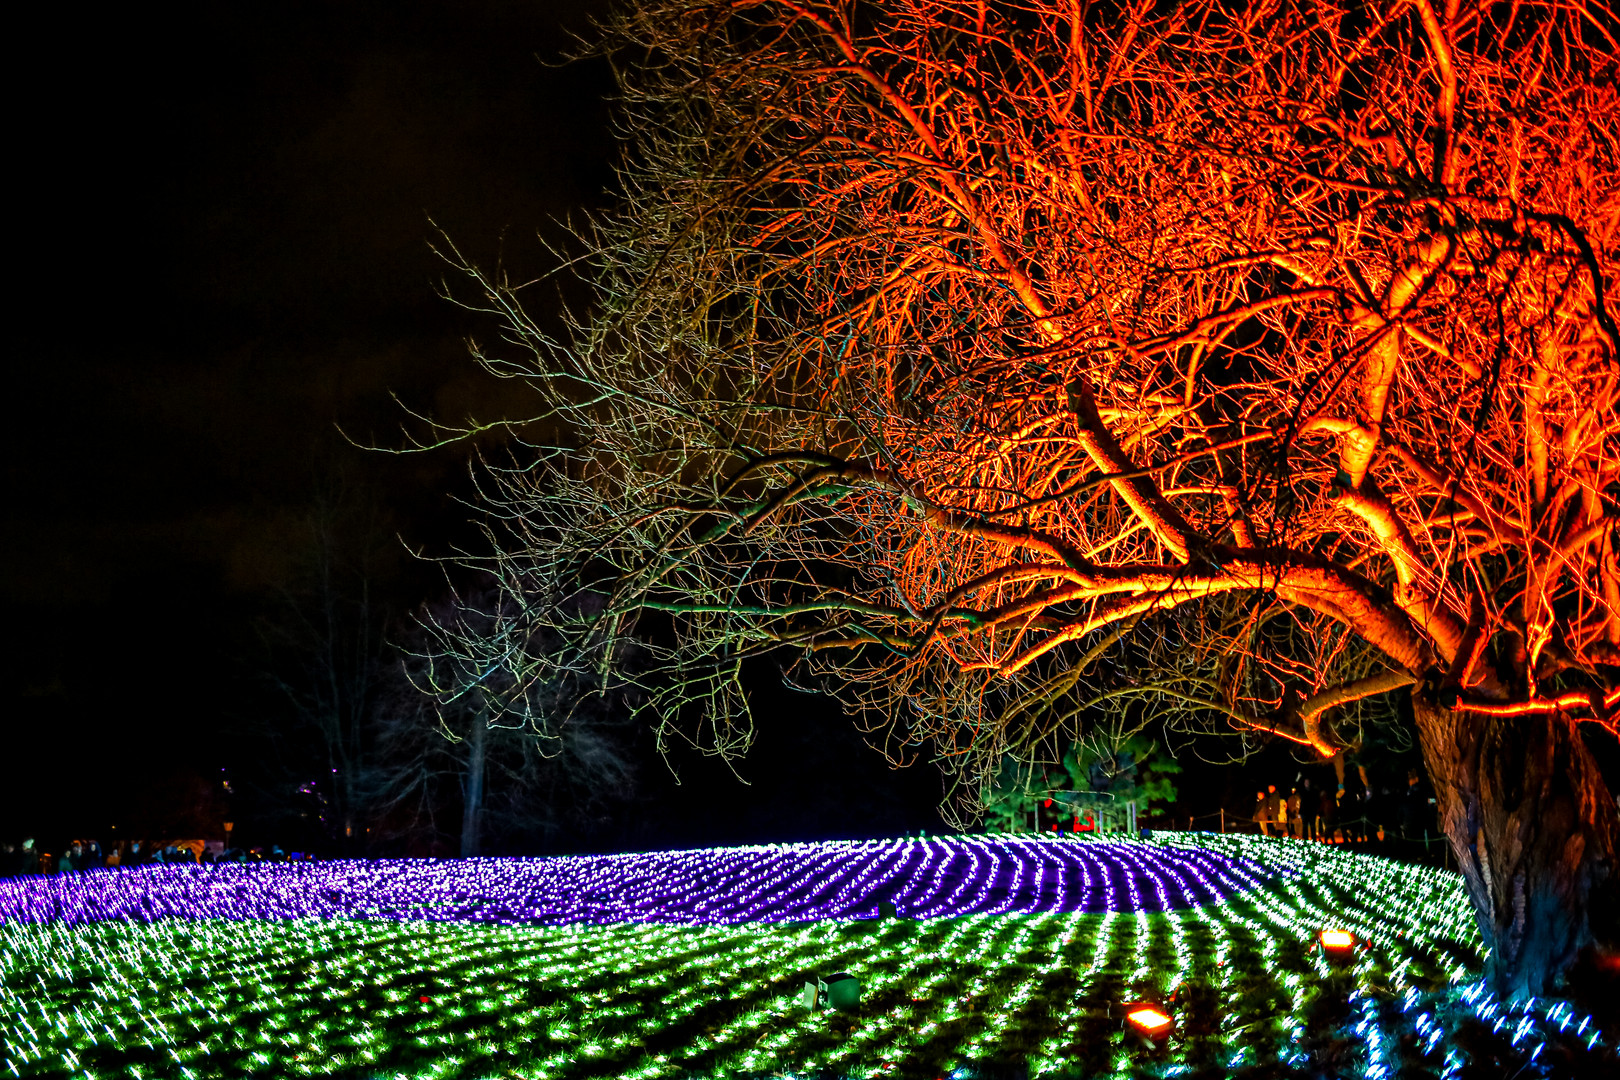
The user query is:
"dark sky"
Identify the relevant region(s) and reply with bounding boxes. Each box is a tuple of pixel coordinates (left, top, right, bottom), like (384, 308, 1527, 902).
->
(12, 0, 614, 603)
(2, 0, 1328, 851)
(3, 0, 952, 848)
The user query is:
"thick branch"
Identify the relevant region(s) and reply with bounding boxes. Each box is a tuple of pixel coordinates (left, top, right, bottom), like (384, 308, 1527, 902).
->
(1066, 378, 1200, 562)
(1298, 669, 1419, 756)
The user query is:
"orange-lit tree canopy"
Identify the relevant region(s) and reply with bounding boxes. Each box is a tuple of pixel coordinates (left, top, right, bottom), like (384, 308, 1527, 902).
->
(438, 0, 1619, 991)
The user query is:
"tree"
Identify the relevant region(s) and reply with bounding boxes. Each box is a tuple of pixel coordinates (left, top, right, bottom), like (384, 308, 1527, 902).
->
(1060, 734, 1182, 832)
(376, 587, 640, 856)
(982, 732, 1179, 832)
(437, 0, 1619, 994)
(980, 755, 1050, 832)
(256, 480, 399, 852)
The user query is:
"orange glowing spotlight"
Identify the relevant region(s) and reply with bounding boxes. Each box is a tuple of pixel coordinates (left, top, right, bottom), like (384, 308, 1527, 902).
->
(1127, 1006, 1173, 1032)
(1124, 1004, 1174, 1041)
(1320, 928, 1357, 958)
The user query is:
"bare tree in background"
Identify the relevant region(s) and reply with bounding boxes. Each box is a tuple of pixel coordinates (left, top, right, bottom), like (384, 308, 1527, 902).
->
(374, 587, 639, 856)
(430, 0, 1619, 992)
(258, 482, 397, 851)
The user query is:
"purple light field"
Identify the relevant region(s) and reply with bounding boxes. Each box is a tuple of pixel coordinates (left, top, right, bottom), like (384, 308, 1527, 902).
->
(0, 835, 1269, 927)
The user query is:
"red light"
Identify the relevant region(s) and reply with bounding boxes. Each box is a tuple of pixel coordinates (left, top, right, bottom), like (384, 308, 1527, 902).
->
(1043, 798, 1053, 808)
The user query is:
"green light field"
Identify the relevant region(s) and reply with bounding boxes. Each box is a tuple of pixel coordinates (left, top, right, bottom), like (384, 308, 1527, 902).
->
(0, 838, 1559, 1079)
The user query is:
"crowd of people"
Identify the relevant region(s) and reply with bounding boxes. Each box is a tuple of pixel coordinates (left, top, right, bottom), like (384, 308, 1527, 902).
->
(1251, 767, 1438, 844)
(1, 838, 311, 876)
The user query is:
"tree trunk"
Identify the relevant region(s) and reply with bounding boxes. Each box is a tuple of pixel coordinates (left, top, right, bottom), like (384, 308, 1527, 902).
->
(460, 719, 487, 859)
(1413, 691, 1620, 997)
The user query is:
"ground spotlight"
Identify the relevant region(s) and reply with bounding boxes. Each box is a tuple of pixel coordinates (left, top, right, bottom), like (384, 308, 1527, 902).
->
(1114, 1000, 1174, 1044)
(1319, 928, 1358, 961)
(801, 972, 861, 1012)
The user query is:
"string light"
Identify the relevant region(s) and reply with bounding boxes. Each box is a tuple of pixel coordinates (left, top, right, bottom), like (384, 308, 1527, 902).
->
(0, 834, 1610, 1078)
(0, 836, 1256, 928)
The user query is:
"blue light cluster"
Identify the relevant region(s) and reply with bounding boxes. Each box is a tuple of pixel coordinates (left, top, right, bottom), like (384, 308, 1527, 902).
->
(1455, 981, 1606, 1057)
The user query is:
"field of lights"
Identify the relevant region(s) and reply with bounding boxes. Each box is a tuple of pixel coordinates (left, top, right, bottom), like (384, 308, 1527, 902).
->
(2, 834, 1613, 1079)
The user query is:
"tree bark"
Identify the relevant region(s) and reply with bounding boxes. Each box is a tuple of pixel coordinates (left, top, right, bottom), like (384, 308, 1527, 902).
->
(1414, 691, 1620, 996)
(460, 718, 487, 859)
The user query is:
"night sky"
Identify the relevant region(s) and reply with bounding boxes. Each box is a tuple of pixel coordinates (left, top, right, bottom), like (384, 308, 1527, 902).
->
(5, 0, 954, 852)
(4, 0, 1334, 853)
(2, 2, 529, 830)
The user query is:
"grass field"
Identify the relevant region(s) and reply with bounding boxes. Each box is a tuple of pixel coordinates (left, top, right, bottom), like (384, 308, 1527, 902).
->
(1, 835, 1611, 1079)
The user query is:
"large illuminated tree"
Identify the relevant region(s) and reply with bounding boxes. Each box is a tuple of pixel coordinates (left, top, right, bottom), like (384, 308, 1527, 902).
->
(438, 0, 1619, 992)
